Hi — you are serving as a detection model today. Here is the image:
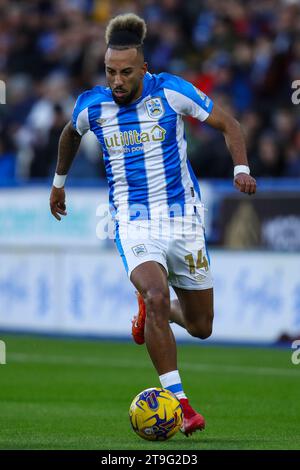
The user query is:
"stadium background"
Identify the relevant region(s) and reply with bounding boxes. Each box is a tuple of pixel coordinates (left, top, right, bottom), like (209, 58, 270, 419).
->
(0, 0, 300, 450)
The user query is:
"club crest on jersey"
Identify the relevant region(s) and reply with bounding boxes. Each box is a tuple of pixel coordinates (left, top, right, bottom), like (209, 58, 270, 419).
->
(145, 97, 164, 119)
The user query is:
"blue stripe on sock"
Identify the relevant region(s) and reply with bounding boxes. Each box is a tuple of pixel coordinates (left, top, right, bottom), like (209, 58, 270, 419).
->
(165, 383, 183, 394)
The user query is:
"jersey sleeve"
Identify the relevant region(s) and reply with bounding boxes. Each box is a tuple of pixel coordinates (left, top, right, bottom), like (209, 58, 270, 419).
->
(72, 92, 91, 136)
(162, 74, 213, 121)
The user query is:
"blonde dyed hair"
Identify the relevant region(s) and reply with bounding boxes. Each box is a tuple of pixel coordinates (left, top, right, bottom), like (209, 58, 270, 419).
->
(105, 13, 147, 47)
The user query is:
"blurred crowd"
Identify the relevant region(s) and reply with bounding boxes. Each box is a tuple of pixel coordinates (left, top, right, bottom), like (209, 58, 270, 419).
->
(0, 0, 300, 182)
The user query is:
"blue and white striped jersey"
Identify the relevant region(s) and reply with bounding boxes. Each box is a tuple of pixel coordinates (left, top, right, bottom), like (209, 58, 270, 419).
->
(72, 72, 213, 220)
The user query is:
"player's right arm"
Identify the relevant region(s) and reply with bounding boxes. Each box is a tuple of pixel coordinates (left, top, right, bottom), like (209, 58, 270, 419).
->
(49, 121, 82, 221)
(162, 73, 256, 195)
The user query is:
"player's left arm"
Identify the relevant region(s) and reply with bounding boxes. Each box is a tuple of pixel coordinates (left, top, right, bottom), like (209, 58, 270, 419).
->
(205, 103, 256, 195)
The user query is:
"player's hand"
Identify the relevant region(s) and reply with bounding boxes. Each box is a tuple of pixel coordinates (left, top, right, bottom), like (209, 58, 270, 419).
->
(50, 186, 67, 221)
(234, 173, 256, 195)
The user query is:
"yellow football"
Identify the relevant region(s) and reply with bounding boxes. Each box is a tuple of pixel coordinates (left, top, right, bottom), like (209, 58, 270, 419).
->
(129, 387, 183, 441)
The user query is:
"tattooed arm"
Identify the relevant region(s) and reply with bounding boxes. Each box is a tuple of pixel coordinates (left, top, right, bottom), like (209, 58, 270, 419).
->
(50, 121, 82, 221)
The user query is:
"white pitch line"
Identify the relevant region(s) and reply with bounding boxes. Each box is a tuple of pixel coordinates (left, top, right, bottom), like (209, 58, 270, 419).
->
(7, 353, 300, 378)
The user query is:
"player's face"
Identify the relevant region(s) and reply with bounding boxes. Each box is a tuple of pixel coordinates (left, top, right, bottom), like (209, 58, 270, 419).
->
(105, 48, 147, 105)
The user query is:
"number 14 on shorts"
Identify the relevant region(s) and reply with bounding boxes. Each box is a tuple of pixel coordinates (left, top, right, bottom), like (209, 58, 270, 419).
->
(185, 249, 209, 274)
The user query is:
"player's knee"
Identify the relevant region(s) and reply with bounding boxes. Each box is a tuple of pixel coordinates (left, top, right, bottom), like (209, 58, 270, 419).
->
(144, 288, 170, 318)
(187, 313, 213, 339)
(201, 323, 213, 339)
(187, 325, 212, 339)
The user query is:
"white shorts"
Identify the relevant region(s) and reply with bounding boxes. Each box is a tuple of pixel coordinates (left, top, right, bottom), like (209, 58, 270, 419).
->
(114, 208, 213, 291)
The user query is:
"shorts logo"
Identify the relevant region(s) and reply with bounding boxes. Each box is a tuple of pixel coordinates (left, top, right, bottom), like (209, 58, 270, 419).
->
(145, 97, 165, 119)
(194, 273, 207, 282)
(132, 244, 148, 257)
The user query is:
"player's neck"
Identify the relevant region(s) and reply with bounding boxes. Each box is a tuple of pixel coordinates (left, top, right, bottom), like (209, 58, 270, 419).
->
(129, 81, 144, 104)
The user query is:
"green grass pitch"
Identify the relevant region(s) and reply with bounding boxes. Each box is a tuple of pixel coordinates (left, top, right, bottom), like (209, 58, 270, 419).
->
(0, 334, 299, 450)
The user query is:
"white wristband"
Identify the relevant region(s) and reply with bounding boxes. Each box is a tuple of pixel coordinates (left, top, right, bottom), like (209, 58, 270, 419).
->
(53, 173, 67, 188)
(234, 165, 250, 178)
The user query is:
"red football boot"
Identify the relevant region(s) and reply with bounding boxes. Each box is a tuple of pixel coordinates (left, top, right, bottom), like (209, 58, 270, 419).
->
(180, 398, 206, 436)
(131, 292, 146, 345)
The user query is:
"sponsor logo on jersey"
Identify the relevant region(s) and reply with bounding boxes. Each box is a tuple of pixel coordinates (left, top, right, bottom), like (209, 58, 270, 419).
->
(145, 97, 165, 119)
(104, 125, 166, 149)
(132, 244, 148, 257)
